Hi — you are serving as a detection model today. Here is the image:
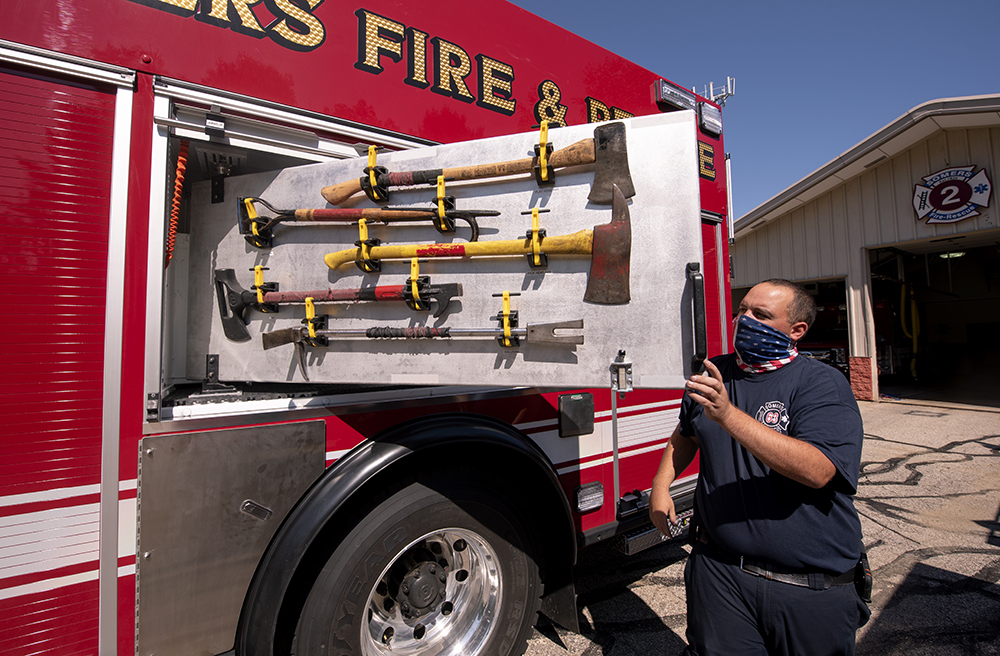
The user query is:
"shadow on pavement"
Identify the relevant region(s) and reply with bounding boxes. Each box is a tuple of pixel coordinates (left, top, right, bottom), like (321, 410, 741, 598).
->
(549, 538, 690, 655)
(576, 539, 687, 656)
(857, 560, 1000, 655)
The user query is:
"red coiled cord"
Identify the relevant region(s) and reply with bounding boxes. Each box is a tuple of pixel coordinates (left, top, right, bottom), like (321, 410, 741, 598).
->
(166, 139, 189, 268)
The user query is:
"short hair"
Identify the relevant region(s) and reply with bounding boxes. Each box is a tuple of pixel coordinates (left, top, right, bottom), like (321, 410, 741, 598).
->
(760, 279, 817, 328)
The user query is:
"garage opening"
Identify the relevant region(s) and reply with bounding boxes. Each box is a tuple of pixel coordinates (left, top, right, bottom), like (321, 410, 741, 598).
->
(870, 238, 1000, 408)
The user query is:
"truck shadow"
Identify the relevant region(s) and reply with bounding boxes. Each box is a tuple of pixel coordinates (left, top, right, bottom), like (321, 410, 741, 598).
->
(535, 537, 691, 655)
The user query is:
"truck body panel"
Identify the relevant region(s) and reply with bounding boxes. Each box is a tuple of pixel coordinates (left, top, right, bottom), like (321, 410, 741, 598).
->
(0, 2, 730, 654)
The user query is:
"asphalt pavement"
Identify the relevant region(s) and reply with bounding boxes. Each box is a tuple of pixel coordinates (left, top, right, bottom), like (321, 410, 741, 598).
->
(525, 399, 1000, 656)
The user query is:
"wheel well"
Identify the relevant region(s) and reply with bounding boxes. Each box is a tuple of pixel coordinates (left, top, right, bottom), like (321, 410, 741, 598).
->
(238, 412, 575, 655)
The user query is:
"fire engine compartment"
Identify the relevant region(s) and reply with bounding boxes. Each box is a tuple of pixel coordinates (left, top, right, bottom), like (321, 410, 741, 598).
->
(162, 112, 704, 393)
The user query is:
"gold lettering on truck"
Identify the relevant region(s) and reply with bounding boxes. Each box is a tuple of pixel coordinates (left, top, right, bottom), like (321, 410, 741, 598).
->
(476, 55, 516, 116)
(533, 79, 568, 127)
(268, 0, 326, 50)
(698, 141, 716, 180)
(405, 27, 430, 88)
(199, 0, 266, 34)
(431, 38, 474, 103)
(355, 9, 405, 74)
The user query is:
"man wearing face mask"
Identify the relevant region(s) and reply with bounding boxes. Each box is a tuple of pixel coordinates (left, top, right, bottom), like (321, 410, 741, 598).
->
(649, 279, 870, 656)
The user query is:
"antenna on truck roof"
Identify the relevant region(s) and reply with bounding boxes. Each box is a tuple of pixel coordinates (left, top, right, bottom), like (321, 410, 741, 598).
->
(694, 76, 736, 107)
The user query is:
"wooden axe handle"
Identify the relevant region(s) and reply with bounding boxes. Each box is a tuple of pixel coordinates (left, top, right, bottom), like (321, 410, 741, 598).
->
(320, 138, 596, 205)
(324, 229, 593, 270)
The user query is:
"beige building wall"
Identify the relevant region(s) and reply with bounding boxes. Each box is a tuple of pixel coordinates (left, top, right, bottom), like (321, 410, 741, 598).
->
(732, 124, 1000, 399)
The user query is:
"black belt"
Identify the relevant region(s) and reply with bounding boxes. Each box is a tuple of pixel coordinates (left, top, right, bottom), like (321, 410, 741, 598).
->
(696, 528, 855, 590)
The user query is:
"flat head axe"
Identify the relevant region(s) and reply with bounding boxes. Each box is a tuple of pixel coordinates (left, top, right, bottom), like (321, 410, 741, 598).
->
(323, 183, 632, 305)
(320, 122, 635, 206)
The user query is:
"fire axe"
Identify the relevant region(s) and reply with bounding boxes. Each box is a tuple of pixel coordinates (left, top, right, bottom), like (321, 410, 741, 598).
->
(322, 184, 632, 306)
(320, 122, 635, 206)
(213, 268, 463, 342)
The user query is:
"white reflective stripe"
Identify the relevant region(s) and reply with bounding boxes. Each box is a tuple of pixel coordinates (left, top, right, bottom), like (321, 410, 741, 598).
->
(617, 411, 678, 450)
(118, 563, 135, 577)
(556, 440, 668, 476)
(0, 505, 98, 539)
(0, 484, 101, 508)
(119, 498, 137, 559)
(119, 479, 137, 492)
(0, 504, 100, 579)
(325, 450, 350, 462)
(595, 398, 682, 419)
(0, 568, 99, 601)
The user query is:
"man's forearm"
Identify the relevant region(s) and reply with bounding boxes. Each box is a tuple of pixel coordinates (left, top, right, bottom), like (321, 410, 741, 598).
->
(716, 408, 835, 488)
(652, 427, 699, 490)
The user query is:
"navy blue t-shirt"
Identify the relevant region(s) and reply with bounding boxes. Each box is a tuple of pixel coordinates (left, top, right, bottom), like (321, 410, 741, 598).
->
(679, 353, 863, 573)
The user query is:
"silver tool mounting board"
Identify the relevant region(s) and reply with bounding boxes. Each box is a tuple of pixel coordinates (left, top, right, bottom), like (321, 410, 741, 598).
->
(185, 112, 704, 388)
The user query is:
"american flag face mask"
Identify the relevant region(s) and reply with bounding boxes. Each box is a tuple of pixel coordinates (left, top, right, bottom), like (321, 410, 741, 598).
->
(733, 314, 798, 373)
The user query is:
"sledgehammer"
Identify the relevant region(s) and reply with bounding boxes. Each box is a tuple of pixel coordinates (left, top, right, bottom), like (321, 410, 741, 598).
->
(323, 184, 632, 305)
(320, 122, 635, 206)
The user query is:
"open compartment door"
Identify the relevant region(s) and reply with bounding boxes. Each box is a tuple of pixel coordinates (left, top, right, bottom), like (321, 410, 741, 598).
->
(184, 112, 703, 388)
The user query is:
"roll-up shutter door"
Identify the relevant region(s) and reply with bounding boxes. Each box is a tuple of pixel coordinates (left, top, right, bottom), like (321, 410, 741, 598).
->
(0, 64, 115, 656)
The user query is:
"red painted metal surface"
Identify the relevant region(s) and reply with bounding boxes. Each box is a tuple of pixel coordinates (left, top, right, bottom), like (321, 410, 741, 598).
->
(0, 581, 100, 655)
(0, 66, 113, 496)
(0, 64, 114, 655)
(0, 0, 728, 205)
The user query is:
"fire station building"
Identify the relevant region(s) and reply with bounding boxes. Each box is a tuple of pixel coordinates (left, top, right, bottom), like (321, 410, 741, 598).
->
(732, 95, 1000, 403)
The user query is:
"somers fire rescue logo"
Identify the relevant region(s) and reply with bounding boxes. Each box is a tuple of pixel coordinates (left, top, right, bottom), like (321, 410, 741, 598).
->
(913, 166, 992, 224)
(756, 401, 790, 434)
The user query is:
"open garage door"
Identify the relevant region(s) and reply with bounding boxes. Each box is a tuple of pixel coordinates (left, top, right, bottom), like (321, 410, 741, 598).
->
(870, 236, 1000, 407)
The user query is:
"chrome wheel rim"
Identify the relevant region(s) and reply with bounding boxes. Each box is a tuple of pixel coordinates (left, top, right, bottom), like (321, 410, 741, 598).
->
(360, 528, 501, 656)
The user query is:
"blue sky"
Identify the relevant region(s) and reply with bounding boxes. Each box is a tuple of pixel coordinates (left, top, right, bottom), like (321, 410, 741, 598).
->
(508, 0, 1000, 220)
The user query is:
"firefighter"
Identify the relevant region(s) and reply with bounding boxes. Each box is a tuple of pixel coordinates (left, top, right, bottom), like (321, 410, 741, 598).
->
(650, 279, 870, 656)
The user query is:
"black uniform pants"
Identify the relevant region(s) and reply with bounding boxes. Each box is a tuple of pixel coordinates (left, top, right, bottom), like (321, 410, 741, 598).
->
(683, 542, 870, 656)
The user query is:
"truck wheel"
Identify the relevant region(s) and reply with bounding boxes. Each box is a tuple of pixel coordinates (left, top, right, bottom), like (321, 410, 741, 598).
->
(292, 474, 542, 656)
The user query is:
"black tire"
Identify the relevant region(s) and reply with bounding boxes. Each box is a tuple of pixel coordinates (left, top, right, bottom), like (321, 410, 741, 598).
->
(292, 472, 542, 656)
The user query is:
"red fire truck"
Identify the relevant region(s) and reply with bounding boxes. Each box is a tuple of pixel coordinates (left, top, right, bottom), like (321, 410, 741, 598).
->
(0, 2, 731, 655)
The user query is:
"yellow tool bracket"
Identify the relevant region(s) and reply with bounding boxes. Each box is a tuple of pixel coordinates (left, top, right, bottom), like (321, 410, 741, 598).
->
(494, 290, 520, 347)
(436, 175, 449, 229)
(305, 297, 318, 338)
(520, 207, 549, 268)
(538, 121, 550, 181)
(249, 265, 279, 313)
(253, 265, 267, 305)
(367, 145, 381, 200)
(410, 258, 422, 306)
(534, 120, 555, 187)
(355, 218, 381, 272)
(300, 296, 329, 346)
(244, 197, 261, 237)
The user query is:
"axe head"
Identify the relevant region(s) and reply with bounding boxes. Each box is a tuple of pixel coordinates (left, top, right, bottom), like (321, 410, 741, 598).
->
(588, 122, 635, 204)
(584, 184, 631, 305)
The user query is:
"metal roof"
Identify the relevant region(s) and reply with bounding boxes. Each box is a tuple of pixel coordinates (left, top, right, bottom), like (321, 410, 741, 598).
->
(734, 94, 1000, 238)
